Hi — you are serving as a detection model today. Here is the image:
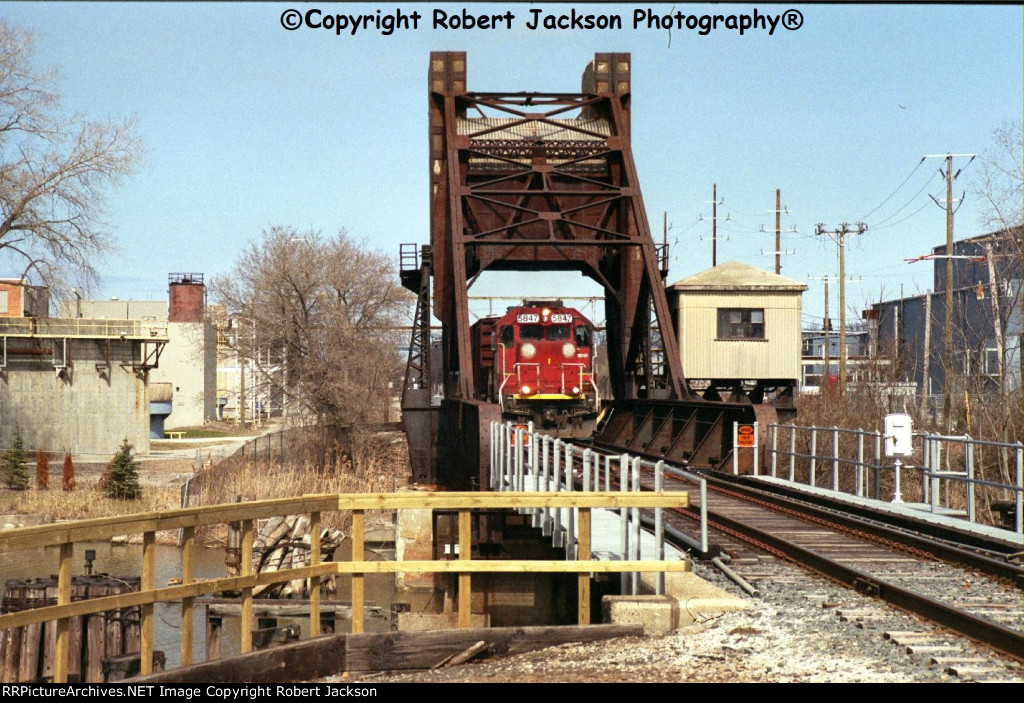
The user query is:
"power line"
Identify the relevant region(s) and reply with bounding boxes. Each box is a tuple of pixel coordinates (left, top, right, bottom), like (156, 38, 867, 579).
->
(865, 200, 931, 232)
(858, 157, 926, 221)
(868, 169, 940, 228)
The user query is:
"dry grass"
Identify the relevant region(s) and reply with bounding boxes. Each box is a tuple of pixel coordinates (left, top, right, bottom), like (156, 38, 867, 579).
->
(189, 432, 409, 541)
(0, 433, 411, 548)
(0, 483, 179, 522)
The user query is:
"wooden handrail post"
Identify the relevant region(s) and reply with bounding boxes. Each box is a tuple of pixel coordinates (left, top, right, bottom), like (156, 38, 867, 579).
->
(351, 510, 364, 634)
(141, 531, 156, 674)
(180, 526, 195, 666)
(458, 509, 472, 628)
(577, 508, 591, 625)
(54, 542, 72, 683)
(309, 511, 321, 640)
(0, 490, 691, 678)
(240, 519, 253, 653)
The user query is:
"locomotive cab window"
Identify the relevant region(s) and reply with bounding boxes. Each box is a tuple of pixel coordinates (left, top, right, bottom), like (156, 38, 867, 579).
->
(499, 326, 513, 347)
(519, 325, 543, 340)
(574, 325, 591, 347)
(717, 308, 765, 339)
(546, 325, 571, 340)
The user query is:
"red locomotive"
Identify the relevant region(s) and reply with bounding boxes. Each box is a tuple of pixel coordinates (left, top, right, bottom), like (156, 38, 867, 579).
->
(471, 300, 599, 435)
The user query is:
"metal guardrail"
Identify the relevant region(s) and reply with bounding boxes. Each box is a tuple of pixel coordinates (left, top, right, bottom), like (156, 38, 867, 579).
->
(765, 423, 1023, 538)
(0, 317, 169, 340)
(490, 421, 704, 596)
(0, 491, 688, 683)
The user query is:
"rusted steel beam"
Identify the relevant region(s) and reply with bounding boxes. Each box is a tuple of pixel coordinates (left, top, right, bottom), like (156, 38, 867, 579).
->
(595, 399, 772, 471)
(428, 52, 688, 407)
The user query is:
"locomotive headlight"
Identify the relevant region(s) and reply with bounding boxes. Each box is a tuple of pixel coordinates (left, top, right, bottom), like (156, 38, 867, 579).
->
(571, 386, 580, 394)
(562, 342, 575, 358)
(521, 385, 533, 395)
(520, 342, 537, 359)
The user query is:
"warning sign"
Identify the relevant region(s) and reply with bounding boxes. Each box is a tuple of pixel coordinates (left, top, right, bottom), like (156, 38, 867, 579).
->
(510, 424, 531, 447)
(736, 424, 755, 448)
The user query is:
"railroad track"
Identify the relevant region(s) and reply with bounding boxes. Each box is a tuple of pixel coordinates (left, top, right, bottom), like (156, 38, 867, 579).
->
(692, 551, 1023, 682)
(572, 442, 1024, 668)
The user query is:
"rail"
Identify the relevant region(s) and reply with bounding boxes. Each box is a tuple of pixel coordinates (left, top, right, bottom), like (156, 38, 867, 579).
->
(491, 421, 705, 596)
(766, 423, 1023, 538)
(0, 491, 688, 683)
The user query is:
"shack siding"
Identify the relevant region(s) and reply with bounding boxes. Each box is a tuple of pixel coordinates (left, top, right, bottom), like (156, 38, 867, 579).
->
(676, 292, 802, 379)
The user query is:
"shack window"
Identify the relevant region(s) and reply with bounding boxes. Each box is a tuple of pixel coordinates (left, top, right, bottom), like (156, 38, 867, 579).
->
(499, 326, 513, 347)
(717, 308, 764, 339)
(545, 325, 571, 341)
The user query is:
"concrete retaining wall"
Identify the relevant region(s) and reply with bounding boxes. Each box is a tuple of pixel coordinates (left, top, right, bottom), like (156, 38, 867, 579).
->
(0, 338, 150, 455)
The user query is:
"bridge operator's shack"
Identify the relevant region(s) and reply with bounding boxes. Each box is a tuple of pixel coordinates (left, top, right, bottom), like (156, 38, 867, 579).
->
(667, 261, 806, 416)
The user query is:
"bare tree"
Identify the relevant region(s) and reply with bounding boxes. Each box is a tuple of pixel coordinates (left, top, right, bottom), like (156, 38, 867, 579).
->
(970, 121, 1023, 448)
(211, 227, 410, 453)
(976, 120, 1023, 234)
(0, 20, 140, 291)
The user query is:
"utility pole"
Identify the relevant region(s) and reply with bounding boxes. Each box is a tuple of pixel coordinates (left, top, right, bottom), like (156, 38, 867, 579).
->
(823, 278, 830, 388)
(924, 152, 975, 431)
(922, 290, 932, 407)
(760, 190, 795, 272)
(985, 242, 1005, 396)
(712, 183, 718, 267)
(662, 211, 669, 277)
(775, 189, 781, 275)
(815, 222, 867, 391)
(808, 275, 833, 389)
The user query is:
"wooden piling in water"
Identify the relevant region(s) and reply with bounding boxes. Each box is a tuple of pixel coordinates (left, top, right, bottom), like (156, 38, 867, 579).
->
(0, 575, 144, 682)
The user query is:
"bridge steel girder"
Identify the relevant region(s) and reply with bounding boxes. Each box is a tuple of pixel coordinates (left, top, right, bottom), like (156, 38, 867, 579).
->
(428, 51, 689, 405)
(593, 399, 776, 473)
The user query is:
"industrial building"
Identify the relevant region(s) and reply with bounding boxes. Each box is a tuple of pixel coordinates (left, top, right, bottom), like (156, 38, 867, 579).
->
(0, 279, 49, 318)
(866, 228, 1022, 402)
(800, 327, 874, 390)
(0, 278, 167, 454)
(57, 273, 217, 436)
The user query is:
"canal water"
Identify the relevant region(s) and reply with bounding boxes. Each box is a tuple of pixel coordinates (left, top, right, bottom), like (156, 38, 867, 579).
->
(0, 538, 404, 670)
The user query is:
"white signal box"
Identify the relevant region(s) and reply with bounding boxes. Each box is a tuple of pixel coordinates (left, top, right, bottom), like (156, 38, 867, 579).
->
(884, 413, 913, 458)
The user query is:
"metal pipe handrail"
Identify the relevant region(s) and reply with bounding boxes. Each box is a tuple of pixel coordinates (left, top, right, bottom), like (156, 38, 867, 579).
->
(492, 421, 707, 593)
(765, 422, 1023, 538)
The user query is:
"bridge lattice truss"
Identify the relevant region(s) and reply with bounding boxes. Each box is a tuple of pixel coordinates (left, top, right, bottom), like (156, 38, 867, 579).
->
(428, 52, 688, 404)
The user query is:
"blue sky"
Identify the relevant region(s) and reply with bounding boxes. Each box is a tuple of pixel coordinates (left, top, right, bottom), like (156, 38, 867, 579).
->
(1, 2, 1021, 328)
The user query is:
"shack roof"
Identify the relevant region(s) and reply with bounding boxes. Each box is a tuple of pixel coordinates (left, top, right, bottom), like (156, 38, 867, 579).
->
(668, 261, 808, 292)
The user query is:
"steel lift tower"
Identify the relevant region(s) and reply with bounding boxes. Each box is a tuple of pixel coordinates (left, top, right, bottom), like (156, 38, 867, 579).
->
(402, 53, 767, 488)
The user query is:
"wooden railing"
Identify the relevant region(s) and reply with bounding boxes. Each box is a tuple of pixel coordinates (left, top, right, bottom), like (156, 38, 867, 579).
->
(0, 491, 689, 683)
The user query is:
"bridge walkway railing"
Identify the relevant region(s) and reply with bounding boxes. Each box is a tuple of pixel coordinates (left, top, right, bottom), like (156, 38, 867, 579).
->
(765, 423, 1023, 539)
(491, 421, 706, 596)
(0, 491, 689, 683)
